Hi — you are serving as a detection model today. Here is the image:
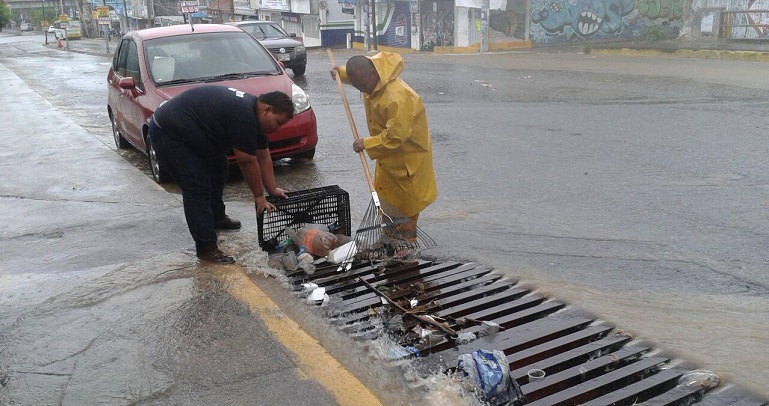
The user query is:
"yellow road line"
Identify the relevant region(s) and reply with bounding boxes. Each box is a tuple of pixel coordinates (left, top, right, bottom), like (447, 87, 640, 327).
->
(216, 267, 383, 406)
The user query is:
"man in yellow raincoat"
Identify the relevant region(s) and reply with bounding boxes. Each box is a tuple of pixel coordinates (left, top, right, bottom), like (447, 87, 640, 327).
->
(332, 52, 437, 240)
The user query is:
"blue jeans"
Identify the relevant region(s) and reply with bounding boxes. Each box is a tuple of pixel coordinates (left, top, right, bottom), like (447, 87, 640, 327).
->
(149, 117, 228, 254)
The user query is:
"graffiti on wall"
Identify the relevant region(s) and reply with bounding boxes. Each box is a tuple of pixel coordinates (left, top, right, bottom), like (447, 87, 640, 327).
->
(636, 0, 683, 19)
(489, 0, 528, 40)
(421, 0, 455, 50)
(530, 0, 684, 43)
(379, 1, 411, 48)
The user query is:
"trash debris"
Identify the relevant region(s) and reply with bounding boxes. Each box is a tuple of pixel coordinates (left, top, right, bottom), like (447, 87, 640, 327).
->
(477, 321, 501, 338)
(301, 283, 319, 293)
(679, 370, 720, 389)
(457, 349, 525, 406)
(306, 286, 329, 306)
(389, 346, 420, 359)
(296, 252, 316, 275)
(268, 251, 298, 271)
(327, 240, 357, 265)
(527, 368, 546, 382)
(285, 226, 343, 257)
(456, 331, 476, 345)
(384, 314, 405, 333)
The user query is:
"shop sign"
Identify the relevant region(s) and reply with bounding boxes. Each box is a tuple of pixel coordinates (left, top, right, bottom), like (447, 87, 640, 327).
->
(180, 1, 200, 13)
(259, 0, 290, 11)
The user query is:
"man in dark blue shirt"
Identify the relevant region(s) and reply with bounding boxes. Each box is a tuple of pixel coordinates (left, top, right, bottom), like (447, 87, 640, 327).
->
(149, 86, 293, 264)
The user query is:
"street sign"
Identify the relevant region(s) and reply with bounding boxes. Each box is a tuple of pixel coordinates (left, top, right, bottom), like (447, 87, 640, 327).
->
(96, 6, 110, 17)
(180, 1, 200, 13)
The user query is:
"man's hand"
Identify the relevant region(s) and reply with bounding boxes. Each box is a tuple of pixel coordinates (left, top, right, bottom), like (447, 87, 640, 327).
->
(330, 66, 340, 80)
(353, 139, 365, 153)
(255, 196, 276, 215)
(269, 187, 288, 199)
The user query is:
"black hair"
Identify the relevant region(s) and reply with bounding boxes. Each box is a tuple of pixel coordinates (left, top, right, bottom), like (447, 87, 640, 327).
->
(258, 91, 295, 119)
(346, 55, 375, 74)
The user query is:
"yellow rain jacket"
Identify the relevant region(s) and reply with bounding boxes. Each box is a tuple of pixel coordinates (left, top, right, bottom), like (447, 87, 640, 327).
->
(339, 52, 437, 217)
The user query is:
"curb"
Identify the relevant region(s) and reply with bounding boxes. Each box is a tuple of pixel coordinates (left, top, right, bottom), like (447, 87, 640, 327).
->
(589, 47, 769, 62)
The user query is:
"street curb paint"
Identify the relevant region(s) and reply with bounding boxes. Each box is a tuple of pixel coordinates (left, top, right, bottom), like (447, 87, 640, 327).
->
(591, 47, 769, 62)
(215, 267, 383, 406)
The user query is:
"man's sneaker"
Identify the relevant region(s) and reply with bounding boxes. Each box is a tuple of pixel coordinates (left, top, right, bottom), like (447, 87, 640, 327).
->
(215, 215, 241, 230)
(197, 248, 236, 264)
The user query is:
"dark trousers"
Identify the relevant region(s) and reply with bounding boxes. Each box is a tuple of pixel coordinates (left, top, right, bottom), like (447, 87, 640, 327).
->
(149, 117, 228, 254)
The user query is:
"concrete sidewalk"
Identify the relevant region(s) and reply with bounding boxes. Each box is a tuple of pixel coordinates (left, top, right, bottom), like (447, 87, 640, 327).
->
(0, 46, 381, 405)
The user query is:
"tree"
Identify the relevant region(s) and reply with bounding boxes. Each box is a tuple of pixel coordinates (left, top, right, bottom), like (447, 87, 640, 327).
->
(29, 8, 58, 28)
(0, 0, 11, 32)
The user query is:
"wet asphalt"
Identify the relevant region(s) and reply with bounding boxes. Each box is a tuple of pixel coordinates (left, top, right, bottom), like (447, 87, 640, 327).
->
(2, 29, 769, 403)
(0, 32, 381, 406)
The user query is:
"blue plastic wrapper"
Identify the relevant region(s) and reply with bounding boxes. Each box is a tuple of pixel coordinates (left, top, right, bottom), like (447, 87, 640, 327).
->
(457, 349, 525, 405)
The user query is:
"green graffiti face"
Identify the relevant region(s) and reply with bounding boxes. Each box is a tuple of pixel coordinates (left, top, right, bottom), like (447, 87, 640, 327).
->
(637, 0, 661, 18)
(637, 0, 683, 19)
(669, 0, 684, 18)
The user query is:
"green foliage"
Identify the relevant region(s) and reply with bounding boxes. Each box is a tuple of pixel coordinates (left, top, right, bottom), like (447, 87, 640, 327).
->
(28, 8, 58, 28)
(640, 25, 668, 42)
(0, 0, 11, 29)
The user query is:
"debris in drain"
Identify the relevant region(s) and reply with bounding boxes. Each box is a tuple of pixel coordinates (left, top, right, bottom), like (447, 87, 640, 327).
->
(359, 276, 458, 338)
(679, 370, 720, 389)
(456, 349, 526, 406)
(456, 331, 477, 345)
(285, 226, 350, 257)
(306, 286, 329, 306)
(267, 224, 355, 276)
(478, 320, 501, 338)
(328, 240, 357, 266)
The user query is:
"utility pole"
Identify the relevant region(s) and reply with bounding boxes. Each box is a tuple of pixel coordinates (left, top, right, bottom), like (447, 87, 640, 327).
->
(371, 0, 377, 50)
(480, 0, 488, 52)
(102, 0, 109, 52)
(122, 0, 128, 33)
(363, 1, 369, 51)
(145, 0, 154, 27)
(42, 0, 46, 44)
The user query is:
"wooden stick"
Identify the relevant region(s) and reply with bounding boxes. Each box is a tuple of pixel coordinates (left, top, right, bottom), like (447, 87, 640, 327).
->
(358, 277, 457, 337)
(327, 48, 377, 194)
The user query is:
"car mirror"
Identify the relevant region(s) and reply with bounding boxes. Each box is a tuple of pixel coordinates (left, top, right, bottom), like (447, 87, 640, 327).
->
(118, 77, 136, 89)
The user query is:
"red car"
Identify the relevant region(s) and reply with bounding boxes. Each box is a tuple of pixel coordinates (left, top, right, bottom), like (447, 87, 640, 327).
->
(107, 24, 318, 183)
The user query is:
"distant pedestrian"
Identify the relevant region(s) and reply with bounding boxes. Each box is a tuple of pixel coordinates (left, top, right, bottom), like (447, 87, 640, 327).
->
(149, 86, 293, 264)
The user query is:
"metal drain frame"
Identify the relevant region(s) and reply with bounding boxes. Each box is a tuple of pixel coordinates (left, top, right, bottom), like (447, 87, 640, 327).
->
(285, 259, 768, 406)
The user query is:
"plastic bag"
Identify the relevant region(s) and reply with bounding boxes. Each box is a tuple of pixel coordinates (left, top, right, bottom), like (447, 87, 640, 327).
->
(457, 349, 525, 405)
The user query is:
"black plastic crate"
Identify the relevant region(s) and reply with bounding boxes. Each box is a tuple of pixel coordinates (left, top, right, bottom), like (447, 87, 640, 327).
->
(257, 185, 351, 251)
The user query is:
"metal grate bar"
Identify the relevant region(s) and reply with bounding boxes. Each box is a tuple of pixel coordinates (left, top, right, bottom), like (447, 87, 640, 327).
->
(581, 367, 686, 406)
(525, 356, 669, 406)
(508, 325, 619, 371)
(522, 346, 654, 401)
(639, 384, 707, 406)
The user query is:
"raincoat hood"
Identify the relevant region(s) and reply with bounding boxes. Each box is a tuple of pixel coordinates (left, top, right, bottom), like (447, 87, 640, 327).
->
(369, 52, 404, 94)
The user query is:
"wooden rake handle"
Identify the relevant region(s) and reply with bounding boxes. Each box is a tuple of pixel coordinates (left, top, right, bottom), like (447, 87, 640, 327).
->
(327, 49, 378, 196)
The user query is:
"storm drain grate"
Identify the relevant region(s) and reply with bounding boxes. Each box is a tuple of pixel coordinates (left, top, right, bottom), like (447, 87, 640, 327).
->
(285, 259, 768, 405)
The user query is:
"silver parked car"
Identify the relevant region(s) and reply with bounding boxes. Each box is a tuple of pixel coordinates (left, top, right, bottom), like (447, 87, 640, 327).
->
(228, 21, 307, 76)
